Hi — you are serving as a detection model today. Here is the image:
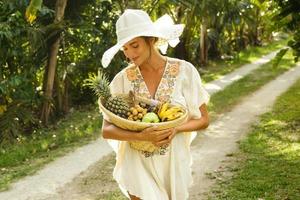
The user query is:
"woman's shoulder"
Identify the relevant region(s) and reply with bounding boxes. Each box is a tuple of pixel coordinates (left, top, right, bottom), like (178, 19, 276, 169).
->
(111, 63, 138, 83)
(112, 63, 133, 76)
(167, 57, 197, 74)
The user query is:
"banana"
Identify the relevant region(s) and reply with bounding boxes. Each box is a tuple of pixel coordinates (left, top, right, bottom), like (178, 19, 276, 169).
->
(164, 112, 184, 121)
(159, 105, 184, 121)
(158, 102, 169, 119)
(157, 102, 185, 121)
(160, 107, 181, 117)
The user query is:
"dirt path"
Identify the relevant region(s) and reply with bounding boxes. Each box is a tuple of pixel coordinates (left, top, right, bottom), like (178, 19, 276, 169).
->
(204, 50, 280, 94)
(42, 63, 300, 200)
(0, 50, 294, 200)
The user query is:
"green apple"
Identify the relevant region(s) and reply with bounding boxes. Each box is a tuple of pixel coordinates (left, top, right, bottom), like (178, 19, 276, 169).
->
(142, 112, 160, 123)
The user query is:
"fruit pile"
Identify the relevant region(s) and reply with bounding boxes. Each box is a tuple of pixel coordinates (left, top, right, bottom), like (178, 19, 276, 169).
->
(85, 71, 185, 124)
(127, 104, 147, 121)
(127, 101, 184, 123)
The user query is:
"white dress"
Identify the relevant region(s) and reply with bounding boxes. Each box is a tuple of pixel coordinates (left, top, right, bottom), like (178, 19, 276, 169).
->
(103, 57, 210, 200)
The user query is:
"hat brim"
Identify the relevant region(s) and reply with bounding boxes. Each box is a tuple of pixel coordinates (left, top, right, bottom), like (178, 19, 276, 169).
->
(101, 30, 163, 68)
(101, 22, 184, 68)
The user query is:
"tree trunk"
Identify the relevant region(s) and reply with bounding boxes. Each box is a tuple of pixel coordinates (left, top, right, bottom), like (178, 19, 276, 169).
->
(254, 7, 260, 45)
(62, 73, 69, 114)
(174, 5, 188, 60)
(200, 18, 208, 66)
(54, 73, 63, 112)
(240, 22, 247, 49)
(41, 0, 68, 124)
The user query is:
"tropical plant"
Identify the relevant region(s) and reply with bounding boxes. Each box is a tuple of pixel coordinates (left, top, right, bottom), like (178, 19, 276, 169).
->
(270, 0, 300, 62)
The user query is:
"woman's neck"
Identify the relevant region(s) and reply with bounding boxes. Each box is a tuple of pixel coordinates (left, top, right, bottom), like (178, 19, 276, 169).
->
(139, 51, 166, 72)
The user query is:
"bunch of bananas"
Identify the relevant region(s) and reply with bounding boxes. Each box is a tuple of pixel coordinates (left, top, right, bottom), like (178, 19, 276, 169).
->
(158, 102, 184, 122)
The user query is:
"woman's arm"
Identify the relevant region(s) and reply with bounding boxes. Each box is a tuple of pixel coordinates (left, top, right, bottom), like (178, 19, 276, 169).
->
(102, 120, 174, 144)
(175, 103, 209, 133)
(102, 120, 141, 141)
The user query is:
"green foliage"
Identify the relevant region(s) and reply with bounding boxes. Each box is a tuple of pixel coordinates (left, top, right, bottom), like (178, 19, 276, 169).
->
(272, 47, 289, 67)
(54, 0, 128, 105)
(0, 1, 44, 144)
(169, 0, 276, 65)
(272, 0, 300, 62)
(0, 72, 42, 144)
(25, 0, 43, 23)
(0, 0, 123, 141)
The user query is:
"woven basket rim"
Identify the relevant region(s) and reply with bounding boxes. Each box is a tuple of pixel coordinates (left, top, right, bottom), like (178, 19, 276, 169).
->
(98, 94, 188, 129)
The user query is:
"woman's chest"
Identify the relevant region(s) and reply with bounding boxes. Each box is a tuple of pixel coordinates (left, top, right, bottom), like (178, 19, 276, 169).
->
(125, 60, 182, 102)
(140, 70, 164, 98)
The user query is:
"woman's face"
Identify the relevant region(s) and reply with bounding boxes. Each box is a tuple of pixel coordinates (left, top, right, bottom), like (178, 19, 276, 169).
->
(121, 37, 152, 66)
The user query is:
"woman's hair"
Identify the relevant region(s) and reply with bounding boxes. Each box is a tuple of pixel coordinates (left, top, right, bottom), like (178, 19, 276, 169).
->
(143, 36, 159, 47)
(140, 37, 160, 63)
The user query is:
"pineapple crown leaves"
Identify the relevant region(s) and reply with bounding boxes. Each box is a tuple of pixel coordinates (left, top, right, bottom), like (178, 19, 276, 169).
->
(83, 70, 112, 101)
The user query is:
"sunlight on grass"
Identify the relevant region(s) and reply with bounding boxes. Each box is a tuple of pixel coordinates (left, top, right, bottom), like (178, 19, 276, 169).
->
(97, 190, 127, 200)
(263, 119, 287, 127)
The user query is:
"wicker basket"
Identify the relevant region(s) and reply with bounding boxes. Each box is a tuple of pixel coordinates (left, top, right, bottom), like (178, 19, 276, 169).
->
(98, 94, 188, 152)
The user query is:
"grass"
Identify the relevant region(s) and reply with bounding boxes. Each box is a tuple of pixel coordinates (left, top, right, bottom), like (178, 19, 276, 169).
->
(208, 50, 296, 120)
(0, 105, 102, 191)
(207, 77, 300, 200)
(97, 191, 127, 200)
(201, 38, 288, 83)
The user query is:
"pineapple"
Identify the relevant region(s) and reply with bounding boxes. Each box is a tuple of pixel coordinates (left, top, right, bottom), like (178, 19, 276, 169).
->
(84, 71, 130, 118)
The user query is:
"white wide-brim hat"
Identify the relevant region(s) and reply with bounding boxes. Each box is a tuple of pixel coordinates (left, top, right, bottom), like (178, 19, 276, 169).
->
(101, 9, 185, 68)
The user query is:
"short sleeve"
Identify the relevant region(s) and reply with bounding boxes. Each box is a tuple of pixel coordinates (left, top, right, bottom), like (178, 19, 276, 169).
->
(182, 62, 210, 119)
(110, 72, 125, 95)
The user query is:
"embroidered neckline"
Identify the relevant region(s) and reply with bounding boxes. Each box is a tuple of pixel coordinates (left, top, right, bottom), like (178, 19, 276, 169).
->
(135, 57, 168, 100)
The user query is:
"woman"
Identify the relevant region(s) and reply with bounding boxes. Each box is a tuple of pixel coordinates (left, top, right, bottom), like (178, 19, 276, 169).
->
(100, 9, 210, 200)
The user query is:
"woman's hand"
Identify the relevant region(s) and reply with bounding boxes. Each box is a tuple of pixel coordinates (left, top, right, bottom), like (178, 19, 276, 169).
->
(139, 126, 178, 147)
